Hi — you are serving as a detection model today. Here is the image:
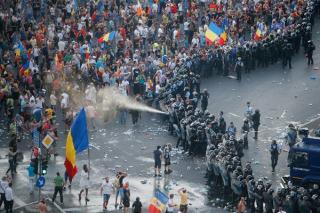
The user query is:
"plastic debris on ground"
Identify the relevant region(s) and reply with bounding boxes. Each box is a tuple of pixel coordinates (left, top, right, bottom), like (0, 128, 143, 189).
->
(227, 76, 237, 79)
(310, 76, 317, 80)
(123, 129, 134, 135)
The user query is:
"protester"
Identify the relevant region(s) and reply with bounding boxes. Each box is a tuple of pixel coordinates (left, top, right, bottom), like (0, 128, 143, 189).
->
(153, 145, 163, 177)
(27, 163, 35, 194)
(79, 164, 90, 203)
(63, 170, 72, 190)
(178, 188, 188, 213)
(4, 182, 13, 213)
(166, 194, 177, 213)
(0, 176, 8, 209)
(115, 171, 127, 209)
(132, 197, 142, 213)
(100, 176, 113, 211)
(163, 144, 172, 175)
(237, 197, 246, 213)
(123, 182, 130, 213)
(38, 198, 48, 213)
(6, 147, 17, 177)
(52, 172, 64, 204)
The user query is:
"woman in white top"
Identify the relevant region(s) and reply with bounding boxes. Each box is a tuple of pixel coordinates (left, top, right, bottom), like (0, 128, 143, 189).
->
(166, 194, 177, 213)
(79, 164, 90, 203)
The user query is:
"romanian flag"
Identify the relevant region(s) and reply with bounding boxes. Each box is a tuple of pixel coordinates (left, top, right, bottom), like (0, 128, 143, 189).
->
(205, 22, 227, 46)
(217, 31, 228, 45)
(98, 31, 116, 43)
(64, 108, 89, 179)
(16, 42, 27, 59)
(148, 189, 169, 213)
(254, 29, 262, 41)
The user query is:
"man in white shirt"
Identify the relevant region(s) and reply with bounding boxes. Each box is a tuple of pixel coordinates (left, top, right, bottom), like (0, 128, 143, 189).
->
(58, 39, 66, 52)
(100, 177, 113, 211)
(35, 96, 45, 109)
(4, 183, 13, 213)
(118, 80, 129, 96)
(166, 194, 177, 213)
(0, 176, 8, 208)
(60, 92, 69, 117)
(50, 92, 57, 110)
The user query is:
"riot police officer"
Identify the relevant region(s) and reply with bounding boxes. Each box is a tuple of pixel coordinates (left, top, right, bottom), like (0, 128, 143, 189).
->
(306, 40, 315, 65)
(252, 109, 261, 140)
(263, 188, 274, 213)
(270, 140, 280, 172)
(200, 89, 209, 112)
(247, 179, 256, 213)
(235, 57, 244, 81)
(282, 42, 293, 69)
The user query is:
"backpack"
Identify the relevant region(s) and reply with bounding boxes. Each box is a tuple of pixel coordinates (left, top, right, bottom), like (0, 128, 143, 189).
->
(112, 178, 120, 189)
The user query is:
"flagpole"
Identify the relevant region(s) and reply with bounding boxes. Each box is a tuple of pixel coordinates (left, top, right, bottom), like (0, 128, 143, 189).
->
(86, 107, 91, 181)
(88, 145, 91, 180)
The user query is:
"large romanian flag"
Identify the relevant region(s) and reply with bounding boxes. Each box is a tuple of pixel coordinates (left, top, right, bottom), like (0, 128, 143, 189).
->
(98, 31, 116, 43)
(148, 189, 169, 213)
(64, 108, 89, 179)
(205, 22, 227, 46)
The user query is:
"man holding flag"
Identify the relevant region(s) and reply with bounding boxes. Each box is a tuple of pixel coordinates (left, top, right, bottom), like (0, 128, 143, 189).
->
(64, 108, 90, 201)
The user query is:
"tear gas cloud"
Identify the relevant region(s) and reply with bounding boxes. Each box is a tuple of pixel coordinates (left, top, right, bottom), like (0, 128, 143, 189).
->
(96, 87, 167, 115)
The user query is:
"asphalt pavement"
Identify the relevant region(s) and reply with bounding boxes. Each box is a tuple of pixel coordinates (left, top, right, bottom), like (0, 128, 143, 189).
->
(1, 19, 320, 213)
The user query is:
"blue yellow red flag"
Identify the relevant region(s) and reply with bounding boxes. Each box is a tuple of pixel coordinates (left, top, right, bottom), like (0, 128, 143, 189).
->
(64, 108, 89, 179)
(148, 189, 169, 213)
(98, 31, 116, 43)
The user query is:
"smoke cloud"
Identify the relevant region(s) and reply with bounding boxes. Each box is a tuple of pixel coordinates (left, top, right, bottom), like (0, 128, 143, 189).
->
(96, 87, 167, 116)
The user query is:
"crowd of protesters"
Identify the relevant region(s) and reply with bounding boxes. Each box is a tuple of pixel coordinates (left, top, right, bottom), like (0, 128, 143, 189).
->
(0, 0, 319, 212)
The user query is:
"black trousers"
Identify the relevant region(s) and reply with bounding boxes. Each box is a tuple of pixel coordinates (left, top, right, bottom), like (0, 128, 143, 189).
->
(271, 154, 279, 170)
(0, 193, 5, 208)
(308, 56, 314, 65)
(236, 70, 241, 80)
(52, 186, 63, 203)
(5, 200, 13, 213)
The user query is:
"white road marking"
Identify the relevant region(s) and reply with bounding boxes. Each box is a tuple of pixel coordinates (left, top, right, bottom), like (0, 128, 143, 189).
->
(228, 112, 241, 117)
(280, 110, 287, 119)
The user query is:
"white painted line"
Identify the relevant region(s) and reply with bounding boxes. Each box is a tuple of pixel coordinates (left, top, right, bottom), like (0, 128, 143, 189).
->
(14, 195, 27, 206)
(300, 116, 320, 127)
(228, 112, 241, 118)
(63, 207, 82, 212)
(280, 110, 287, 119)
(52, 200, 66, 213)
(13, 201, 38, 211)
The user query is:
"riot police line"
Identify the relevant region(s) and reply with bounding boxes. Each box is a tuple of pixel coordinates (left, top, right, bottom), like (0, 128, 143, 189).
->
(156, 0, 320, 212)
(167, 1, 317, 80)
